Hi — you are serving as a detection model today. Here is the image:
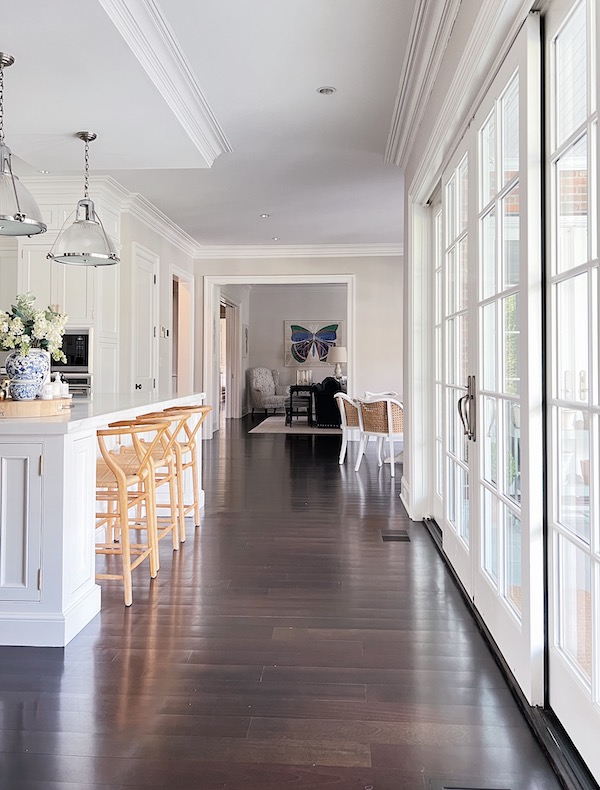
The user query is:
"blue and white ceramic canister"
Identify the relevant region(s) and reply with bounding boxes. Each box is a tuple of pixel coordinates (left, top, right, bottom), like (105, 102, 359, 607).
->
(5, 349, 50, 400)
(8, 378, 39, 401)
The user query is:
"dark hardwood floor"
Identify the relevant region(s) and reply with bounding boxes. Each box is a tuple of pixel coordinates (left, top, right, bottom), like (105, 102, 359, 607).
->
(0, 415, 562, 789)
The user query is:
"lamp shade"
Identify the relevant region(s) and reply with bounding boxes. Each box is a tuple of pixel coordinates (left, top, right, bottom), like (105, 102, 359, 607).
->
(46, 132, 119, 267)
(0, 54, 47, 237)
(327, 346, 347, 364)
(0, 144, 46, 236)
(47, 198, 118, 267)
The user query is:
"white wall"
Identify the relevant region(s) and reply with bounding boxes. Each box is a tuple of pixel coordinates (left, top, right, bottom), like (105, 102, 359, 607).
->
(195, 256, 403, 404)
(248, 284, 347, 388)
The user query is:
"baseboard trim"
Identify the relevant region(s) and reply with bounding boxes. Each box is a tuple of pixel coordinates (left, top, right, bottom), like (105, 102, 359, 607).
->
(422, 518, 599, 790)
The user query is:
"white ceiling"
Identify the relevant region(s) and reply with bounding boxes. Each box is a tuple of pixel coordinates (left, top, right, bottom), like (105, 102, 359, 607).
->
(3, 0, 418, 248)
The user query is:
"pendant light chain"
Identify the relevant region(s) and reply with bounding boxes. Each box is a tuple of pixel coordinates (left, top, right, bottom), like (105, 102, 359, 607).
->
(0, 65, 5, 146)
(84, 138, 90, 199)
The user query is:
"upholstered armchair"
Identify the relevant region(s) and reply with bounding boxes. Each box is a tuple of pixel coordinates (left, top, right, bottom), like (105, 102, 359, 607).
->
(248, 367, 289, 414)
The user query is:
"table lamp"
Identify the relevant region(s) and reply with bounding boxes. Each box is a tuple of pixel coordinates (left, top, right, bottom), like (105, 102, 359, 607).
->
(328, 346, 347, 379)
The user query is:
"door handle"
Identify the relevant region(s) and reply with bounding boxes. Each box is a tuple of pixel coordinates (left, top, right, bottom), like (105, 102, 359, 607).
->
(467, 374, 476, 442)
(458, 393, 470, 436)
(457, 375, 476, 442)
(135, 383, 142, 390)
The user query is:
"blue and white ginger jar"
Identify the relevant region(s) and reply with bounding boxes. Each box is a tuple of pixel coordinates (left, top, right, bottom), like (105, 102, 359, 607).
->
(5, 349, 50, 400)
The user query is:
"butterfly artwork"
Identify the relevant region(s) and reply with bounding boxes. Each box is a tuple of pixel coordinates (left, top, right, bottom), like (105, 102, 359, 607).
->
(284, 320, 343, 367)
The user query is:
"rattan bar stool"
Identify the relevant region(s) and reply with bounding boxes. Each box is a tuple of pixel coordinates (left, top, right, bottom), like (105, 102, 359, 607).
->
(96, 421, 169, 606)
(108, 415, 181, 567)
(163, 405, 212, 534)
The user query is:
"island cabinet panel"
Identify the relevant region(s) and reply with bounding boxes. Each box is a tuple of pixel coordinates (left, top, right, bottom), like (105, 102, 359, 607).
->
(0, 443, 42, 602)
(65, 433, 97, 597)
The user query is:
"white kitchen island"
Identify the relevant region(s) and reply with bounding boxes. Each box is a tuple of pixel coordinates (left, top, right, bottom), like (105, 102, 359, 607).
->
(0, 391, 206, 647)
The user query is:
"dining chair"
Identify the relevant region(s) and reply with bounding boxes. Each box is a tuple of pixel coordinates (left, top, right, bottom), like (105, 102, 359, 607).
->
(354, 397, 404, 477)
(363, 390, 398, 399)
(334, 392, 360, 464)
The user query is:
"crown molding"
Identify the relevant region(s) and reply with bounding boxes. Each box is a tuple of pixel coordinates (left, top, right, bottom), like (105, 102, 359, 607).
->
(21, 174, 129, 204)
(194, 243, 403, 260)
(20, 176, 403, 261)
(97, 0, 232, 167)
(121, 193, 198, 257)
(385, 0, 462, 167)
(410, 0, 532, 203)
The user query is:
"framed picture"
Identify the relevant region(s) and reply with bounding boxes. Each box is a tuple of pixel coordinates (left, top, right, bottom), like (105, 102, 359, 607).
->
(284, 320, 343, 367)
(242, 324, 249, 358)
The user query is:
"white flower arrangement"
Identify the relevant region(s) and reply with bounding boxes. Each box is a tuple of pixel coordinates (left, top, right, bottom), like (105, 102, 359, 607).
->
(0, 293, 68, 363)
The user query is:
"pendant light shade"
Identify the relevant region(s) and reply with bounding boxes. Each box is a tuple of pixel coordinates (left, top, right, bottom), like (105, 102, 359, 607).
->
(0, 54, 47, 237)
(47, 132, 119, 266)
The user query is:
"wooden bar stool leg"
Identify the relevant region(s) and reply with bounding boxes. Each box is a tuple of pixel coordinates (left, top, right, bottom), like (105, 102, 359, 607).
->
(191, 454, 201, 527)
(176, 448, 186, 542)
(118, 488, 134, 607)
(167, 461, 180, 549)
(143, 476, 160, 577)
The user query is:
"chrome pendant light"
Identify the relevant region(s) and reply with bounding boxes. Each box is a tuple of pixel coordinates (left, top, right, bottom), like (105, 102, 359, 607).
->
(47, 131, 119, 266)
(0, 53, 47, 237)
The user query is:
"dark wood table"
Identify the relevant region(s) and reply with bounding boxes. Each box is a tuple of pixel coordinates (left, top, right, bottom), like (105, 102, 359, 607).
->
(285, 385, 313, 426)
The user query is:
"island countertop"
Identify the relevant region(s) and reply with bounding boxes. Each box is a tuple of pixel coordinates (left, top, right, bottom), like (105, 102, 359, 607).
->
(0, 391, 206, 435)
(0, 390, 207, 647)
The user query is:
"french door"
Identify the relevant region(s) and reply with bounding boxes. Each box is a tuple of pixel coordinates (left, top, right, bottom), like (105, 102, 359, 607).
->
(546, 0, 600, 778)
(433, 15, 544, 702)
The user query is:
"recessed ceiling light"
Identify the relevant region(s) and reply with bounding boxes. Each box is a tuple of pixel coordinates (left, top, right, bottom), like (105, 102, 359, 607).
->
(317, 86, 336, 95)
(260, 213, 270, 218)
(38, 169, 50, 174)
(272, 237, 279, 241)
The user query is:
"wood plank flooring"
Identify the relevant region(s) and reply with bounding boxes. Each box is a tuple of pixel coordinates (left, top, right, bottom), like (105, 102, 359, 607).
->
(0, 415, 563, 789)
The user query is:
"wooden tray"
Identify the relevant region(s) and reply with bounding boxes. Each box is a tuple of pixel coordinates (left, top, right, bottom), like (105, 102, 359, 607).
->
(0, 397, 73, 418)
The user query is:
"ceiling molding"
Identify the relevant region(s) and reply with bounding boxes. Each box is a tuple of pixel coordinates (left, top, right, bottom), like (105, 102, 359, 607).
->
(97, 0, 232, 167)
(22, 176, 403, 261)
(385, 0, 462, 167)
(121, 193, 198, 257)
(194, 243, 403, 260)
(409, 0, 531, 203)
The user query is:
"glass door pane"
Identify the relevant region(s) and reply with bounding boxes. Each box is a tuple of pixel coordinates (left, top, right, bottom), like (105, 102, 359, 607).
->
(547, 0, 600, 780)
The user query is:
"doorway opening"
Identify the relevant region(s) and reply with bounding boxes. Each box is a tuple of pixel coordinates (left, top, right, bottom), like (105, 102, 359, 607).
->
(203, 275, 356, 437)
(171, 269, 194, 396)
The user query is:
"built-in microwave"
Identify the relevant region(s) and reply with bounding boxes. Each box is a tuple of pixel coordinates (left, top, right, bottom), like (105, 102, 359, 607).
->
(51, 330, 89, 371)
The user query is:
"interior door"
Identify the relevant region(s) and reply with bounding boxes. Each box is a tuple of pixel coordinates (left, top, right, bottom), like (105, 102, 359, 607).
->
(132, 244, 158, 393)
(435, 14, 544, 702)
(545, 0, 600, 779)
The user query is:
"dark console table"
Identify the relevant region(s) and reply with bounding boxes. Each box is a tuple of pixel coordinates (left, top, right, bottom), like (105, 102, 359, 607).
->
(285, 385, 313, 426)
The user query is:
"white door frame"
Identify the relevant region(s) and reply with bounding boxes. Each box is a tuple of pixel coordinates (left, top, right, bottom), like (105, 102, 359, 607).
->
(203, 274, 356, 437)
(170, 264, 195, 395)
(220, 294, 242, 419)
(130, 242, 159, 393)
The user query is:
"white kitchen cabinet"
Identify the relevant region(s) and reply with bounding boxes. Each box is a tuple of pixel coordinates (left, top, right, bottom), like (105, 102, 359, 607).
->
(54, 263, 95, 325)
(0, 442, 43, 602)
(18, 247, 95, 325)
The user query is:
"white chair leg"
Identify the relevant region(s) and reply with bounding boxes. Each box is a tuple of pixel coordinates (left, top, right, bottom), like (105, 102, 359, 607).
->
(389, 438, 395, 477)
(354, 436, 366, 472)
(339, 430, 348, 464)
(377, 437, 384, 467)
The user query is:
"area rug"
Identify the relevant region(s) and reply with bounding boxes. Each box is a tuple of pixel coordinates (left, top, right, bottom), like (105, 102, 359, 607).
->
(249, 415, 342, 435)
